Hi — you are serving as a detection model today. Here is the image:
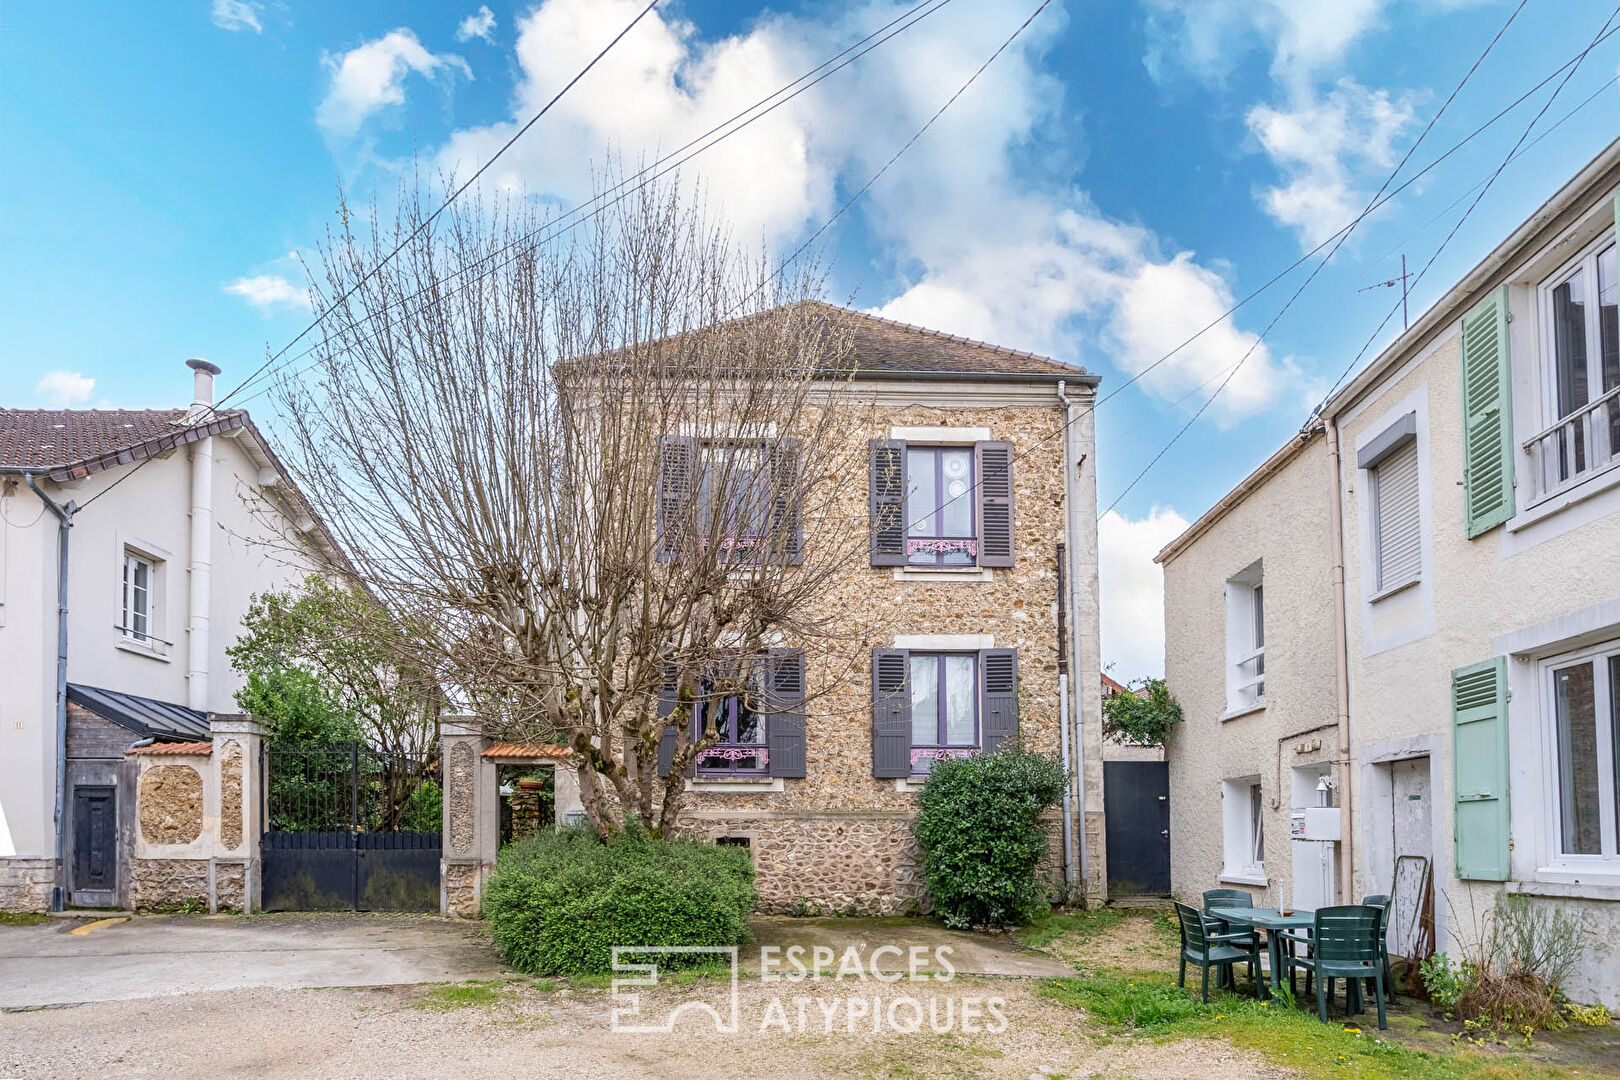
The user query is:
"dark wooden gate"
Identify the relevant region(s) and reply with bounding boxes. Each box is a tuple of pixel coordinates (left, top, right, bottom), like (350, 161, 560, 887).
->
(72, 785, 117, 892)
(1103, 760, 1171, 897)
(260, 743, 441, 912)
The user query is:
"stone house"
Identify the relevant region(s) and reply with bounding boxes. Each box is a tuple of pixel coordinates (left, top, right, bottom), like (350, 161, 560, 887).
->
(1157, 138, 1620, 1007)
(648, 303, 1107, 914)
(0, 361, 326, 911)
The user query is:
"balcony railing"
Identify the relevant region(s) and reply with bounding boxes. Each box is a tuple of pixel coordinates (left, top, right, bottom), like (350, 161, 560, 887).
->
(1523, 385, 1620, 503)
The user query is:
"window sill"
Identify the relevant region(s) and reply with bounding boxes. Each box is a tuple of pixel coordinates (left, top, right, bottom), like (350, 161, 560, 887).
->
(890, 567, 993, 583)
(115, 638, 171, 663)
(1510, 459, 1620, 533)
(1368, 576, 1420, 604)
(1220, 701, 1266, 722)
(1511, 875, 1620, 902)
(689, 777, 784, 794)
(1219, 870, 1269, 888)
(894, 778, 928, 793)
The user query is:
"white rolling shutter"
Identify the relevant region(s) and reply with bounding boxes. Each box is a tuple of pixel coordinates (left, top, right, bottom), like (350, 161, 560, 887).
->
(1372, 438, 1422, 591)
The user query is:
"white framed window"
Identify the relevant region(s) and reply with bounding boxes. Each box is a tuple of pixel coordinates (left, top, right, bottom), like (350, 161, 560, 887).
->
(1528, 233, 1619, 500)
(1540, 640, 1620, 869)
(121, 551, 154, 643)
(1222, 776, 1266, 883)
(1225, 561, 1265, 713)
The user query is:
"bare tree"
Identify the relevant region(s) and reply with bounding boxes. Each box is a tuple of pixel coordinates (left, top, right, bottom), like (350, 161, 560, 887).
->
(268, 175, 864, 837)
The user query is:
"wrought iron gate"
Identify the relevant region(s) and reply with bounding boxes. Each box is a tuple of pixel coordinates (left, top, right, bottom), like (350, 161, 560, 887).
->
(260, 743, 442, 912)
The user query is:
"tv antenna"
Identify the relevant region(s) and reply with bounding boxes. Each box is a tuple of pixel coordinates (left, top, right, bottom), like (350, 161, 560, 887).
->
(1359, 254, 1411, 329)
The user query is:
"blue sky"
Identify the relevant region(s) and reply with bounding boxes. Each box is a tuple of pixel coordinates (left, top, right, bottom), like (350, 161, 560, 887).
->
(3, 1, 1617, 679)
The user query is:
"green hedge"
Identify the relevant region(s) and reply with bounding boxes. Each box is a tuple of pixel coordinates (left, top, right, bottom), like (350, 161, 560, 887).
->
(913, 745, 1066, 930)
(482, 824, 756, 975)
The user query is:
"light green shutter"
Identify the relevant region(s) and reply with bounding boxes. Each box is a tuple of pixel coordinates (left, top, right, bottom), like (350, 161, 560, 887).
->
(1460, 286, 1514, 537)
(1452, 658, 1510, 880)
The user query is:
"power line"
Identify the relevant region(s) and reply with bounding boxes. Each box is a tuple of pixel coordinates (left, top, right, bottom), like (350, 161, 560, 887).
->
(221, 0, 957, 408)
(1307, 3, 1620, 416)
(216, 0, 662, 411)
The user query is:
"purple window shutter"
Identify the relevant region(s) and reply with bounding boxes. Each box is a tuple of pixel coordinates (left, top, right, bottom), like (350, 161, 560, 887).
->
(869, 439, 908, 566)
(871, 648, 912, 777)
(765, 648, 807, 778)
(768, 438, 804, 566)
(979, 648, 1018, 752)
(657, 436, 697, 563)
(975, 441, 1015, 568)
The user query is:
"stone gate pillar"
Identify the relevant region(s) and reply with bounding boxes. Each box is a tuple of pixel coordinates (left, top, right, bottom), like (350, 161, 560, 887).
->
(209, 714, 265, 912)
(441, 715, 495, 917)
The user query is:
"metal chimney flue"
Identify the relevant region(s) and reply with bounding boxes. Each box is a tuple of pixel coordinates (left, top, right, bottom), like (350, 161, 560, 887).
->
(186, 357, 221, 412)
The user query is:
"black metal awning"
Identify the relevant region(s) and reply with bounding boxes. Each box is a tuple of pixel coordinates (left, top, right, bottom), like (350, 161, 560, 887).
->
(66, 683, 210, 742)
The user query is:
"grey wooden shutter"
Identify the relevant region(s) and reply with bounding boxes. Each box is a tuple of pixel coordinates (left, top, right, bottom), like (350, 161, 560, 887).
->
(871, 648, 912, 777)
(765, 648, 807, 778)
(869, 439, 907, 566)
(980, 647, 1019, 752)
(1460, 287, 1514, 538)
(1372, 437, 1422, 591)
(768, 438, 804, 566)
(975, 441, 1015, 568)
(657, 436, 697, 563)
(656, 664, 695, 778)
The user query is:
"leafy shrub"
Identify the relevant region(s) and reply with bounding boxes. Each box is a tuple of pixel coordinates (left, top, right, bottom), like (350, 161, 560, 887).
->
(913, 744, 1066, 929)
(482, 824, 755, 975)
(398, 779, 443, 832)
(1446, 891, 1594, 1039)
(1419, 951, 1470, 1012)
(1564, 1002, 1612, 1027)
(1100, 678, 1184, 746)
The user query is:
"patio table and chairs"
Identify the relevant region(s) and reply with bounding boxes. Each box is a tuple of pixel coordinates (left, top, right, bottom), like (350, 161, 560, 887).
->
(1173, 901, 1261, 1003)
(1204, 904, 1316, 1001)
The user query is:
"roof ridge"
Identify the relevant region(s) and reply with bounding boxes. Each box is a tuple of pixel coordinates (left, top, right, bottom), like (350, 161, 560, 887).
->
(805, 300, 1075, 368)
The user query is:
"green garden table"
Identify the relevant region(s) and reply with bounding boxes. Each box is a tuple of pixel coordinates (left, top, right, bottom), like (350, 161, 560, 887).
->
(1207, 906, 1315, 999)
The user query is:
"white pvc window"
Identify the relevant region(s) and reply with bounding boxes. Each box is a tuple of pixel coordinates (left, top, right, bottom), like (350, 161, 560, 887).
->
(1542, 641, 1620, 867)
(122, 552, 154, 643)
(1371, 438, 1422, 592)
(1225, 562, 1265, 711)
(1222, 776, 1266, 881)
(1531, 234, 1619, 497)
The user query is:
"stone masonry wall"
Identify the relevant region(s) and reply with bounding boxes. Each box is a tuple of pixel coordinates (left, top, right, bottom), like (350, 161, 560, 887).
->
(678, 397, 1085, 912)
(443, 861, 481, 919)
(130, 858, 209, 909)
(138, 764, 204, 846)
(0, 857, 58, 913)
(218, 741, 243, 851)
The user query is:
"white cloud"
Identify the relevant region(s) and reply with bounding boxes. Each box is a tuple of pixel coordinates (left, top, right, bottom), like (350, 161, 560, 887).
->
(456, 5, 497, 43)
(317, 29, 472, 139)
(1144, 0, 1386, 92)
(1248, 78, 1416, 249)
(35, 371, 96, 407)
(431, 0, 1291, 422)
(224, 274, 310, 312)
(211, 0, 263, 34)
(1098, 506, 1191, 683)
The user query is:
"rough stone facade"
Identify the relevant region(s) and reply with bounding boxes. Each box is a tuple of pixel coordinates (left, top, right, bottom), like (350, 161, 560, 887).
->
(215, 861, 248, 911)
(443, 860, 481, 919)
(447, 742, 476, 855)
(674, 392, 1102, 912)
(0, 857, 58, 913)
(130, 858, 209, 909)
(218, 740, 243, 851)
(137, 764, 205, 845)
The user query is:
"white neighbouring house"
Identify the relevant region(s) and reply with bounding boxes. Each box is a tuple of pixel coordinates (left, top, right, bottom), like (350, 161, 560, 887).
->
(1158, 138, 1620, 1008)
(0, 361, 325, 911)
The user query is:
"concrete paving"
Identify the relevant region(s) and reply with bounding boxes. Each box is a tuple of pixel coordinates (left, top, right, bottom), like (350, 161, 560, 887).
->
(0, 913, 504, 1010)
(745, 916, 1075, 978)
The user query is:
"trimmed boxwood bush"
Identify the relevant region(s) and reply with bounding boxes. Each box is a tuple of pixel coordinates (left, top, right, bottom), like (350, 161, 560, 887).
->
(482, 824, 755, 975)
(913, 745, 1066, 930)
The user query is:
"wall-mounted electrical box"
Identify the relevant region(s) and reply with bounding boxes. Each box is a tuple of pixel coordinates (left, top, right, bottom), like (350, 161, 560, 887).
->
(1290, 806, 1342, 841)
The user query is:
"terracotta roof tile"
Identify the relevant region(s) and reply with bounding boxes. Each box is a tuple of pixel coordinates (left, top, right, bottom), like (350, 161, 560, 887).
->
(483, 742, 572, 761)
(0, 408, 245, 479)
(126, 741, 213, 756)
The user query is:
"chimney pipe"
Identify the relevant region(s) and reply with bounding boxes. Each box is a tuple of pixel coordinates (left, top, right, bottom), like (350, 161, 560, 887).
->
(186, 358, 221, 412)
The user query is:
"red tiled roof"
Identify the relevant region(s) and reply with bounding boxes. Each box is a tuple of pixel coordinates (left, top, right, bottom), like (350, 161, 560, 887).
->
(126, 741, 213, 756)
(0, 408, 246, 480)
(483, 742, 572, 761)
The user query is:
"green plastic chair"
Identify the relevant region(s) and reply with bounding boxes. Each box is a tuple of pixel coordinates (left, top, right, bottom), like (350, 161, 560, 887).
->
(1279, 905, 1388, 1028)
(1203, 889, 1260, 987)
(1175, 901, 1260, 1003)
(1359, 895, 1394, 1001)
